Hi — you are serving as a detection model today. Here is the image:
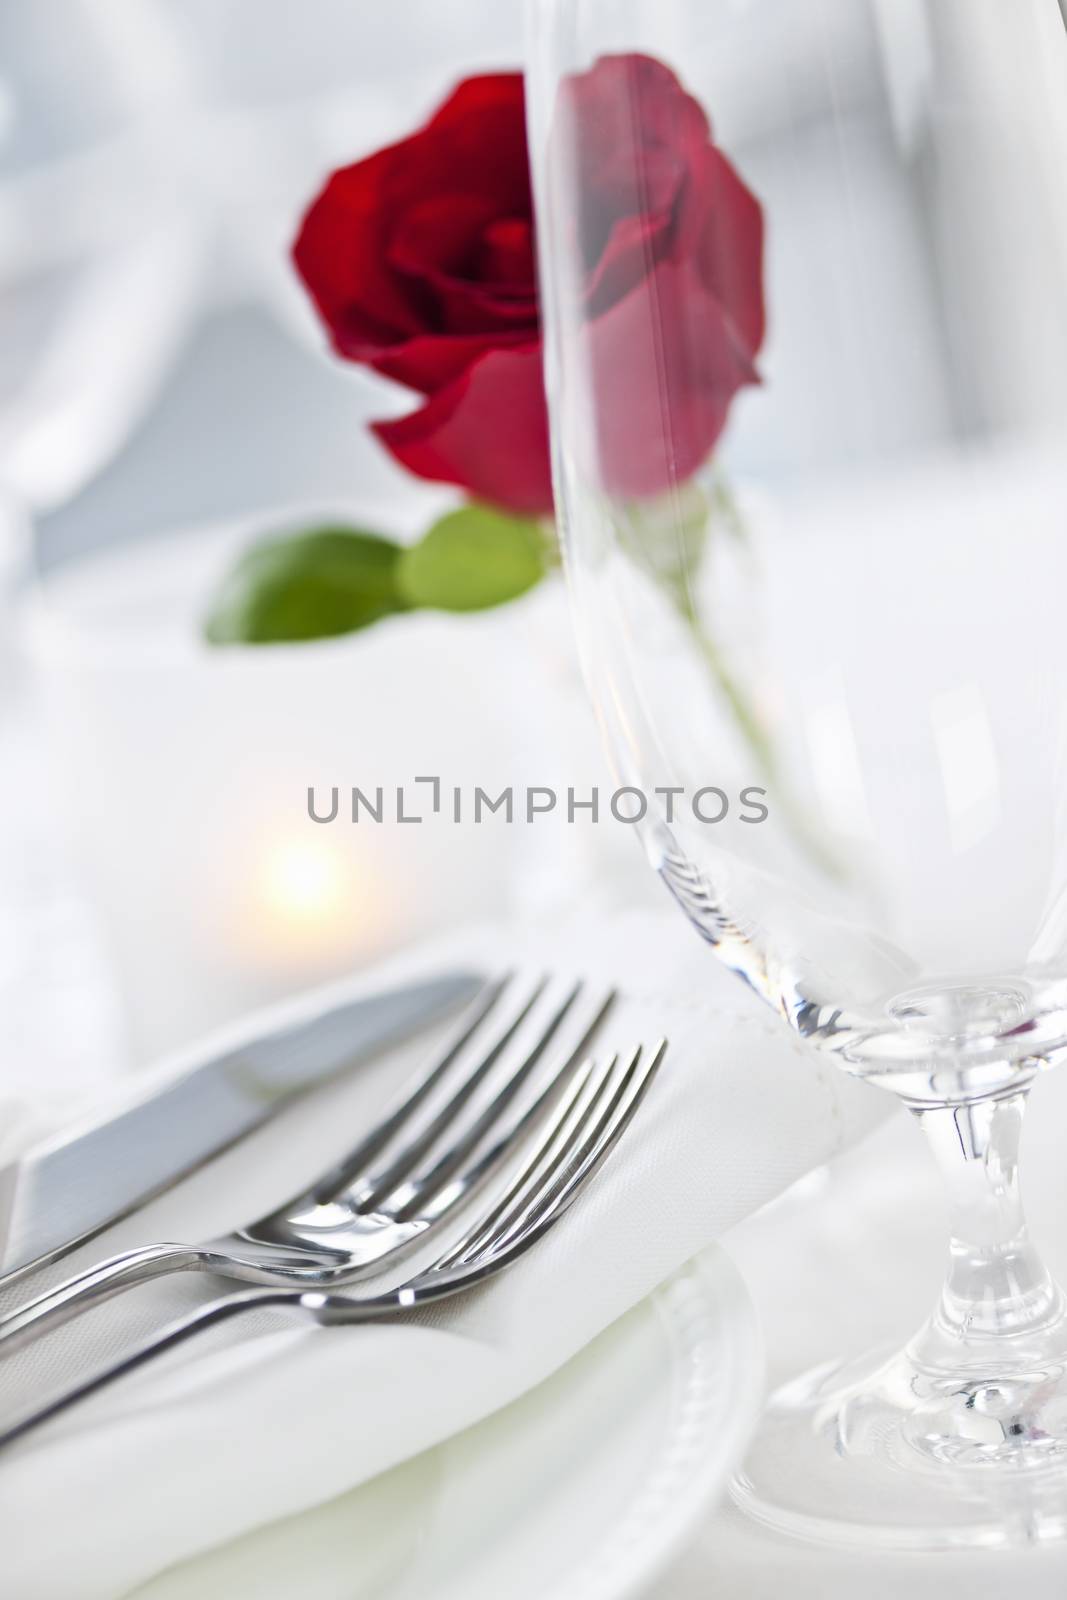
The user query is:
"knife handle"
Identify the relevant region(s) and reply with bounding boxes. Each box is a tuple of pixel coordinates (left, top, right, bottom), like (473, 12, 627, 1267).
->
(0, 1244, 200, 1354)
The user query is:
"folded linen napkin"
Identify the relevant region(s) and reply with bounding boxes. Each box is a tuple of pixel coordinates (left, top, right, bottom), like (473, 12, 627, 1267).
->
(0, 909, 887, 1599)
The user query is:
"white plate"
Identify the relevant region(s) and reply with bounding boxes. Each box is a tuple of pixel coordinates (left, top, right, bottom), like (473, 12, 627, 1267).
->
(132, 1244, 762, 1600)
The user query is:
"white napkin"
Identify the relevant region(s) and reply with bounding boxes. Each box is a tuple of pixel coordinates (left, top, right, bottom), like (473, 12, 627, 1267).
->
(0, 909, 887, 1600)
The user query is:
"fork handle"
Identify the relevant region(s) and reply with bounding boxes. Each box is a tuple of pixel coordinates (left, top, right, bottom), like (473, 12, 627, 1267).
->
(0, 1244, 201, 1354)
(0, 1285, 320, 1450)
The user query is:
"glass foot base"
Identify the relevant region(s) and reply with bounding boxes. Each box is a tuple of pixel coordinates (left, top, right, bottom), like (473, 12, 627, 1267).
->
(731, 1342, 1067, 1550)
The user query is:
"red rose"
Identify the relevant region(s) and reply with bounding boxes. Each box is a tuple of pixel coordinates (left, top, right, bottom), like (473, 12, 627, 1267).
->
(551, 55, 765, 499)
(293, 58, 763, 512)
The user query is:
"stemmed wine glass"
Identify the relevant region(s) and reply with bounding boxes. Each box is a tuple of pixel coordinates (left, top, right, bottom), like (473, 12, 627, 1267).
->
(526, 0, 1067, 1548)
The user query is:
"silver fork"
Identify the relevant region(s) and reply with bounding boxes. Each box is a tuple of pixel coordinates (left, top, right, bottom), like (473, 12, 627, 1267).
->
(0, 1041, 666, 1451)
(0, 974, 614, 1353)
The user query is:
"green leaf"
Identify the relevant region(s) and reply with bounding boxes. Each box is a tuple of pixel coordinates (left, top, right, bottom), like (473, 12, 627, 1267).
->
(203, 527, 407, 645)
(398, 505, 548, 613)
(203, 506, 551, 647)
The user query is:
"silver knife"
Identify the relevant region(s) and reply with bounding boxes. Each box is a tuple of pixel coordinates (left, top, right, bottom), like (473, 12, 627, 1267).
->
(0, 970, 482, 1287)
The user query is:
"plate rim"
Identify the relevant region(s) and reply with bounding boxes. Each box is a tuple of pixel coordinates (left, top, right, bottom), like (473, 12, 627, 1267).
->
(550, 1241, 763, 1600)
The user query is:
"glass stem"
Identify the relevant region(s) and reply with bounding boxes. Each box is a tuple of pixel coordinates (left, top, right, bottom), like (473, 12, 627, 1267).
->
(907, 1084, 1066, 1370)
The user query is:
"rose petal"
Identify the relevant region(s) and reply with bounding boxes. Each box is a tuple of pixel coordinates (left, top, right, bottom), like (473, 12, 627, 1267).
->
(372, 344, 553, 514)
(477, 219, 536, 290)
(387, 196, 537, 339)
(420, 74, 532, 219)
(556, 54, 710, 271)
(585, 207, 675, 316)
(428, 277, 538, 337)
(583, 254, 756, 499)
(388, 194, 499, 284)
(680, 145, 766, 361)
(293, 149, 430, 354)
(293, 74, 532, 370)
(371, 328, 532, 392)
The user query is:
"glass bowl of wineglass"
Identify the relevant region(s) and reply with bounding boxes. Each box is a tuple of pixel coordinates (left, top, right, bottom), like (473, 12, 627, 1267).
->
(526, 0, 1067, 1549)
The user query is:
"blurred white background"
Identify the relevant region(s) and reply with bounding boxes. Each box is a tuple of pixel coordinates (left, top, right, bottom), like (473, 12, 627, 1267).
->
(1, 0, 1063, 1096)
(0, 0, 542, 1099)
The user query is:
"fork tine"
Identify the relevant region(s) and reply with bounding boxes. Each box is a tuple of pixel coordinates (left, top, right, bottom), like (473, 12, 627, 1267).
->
(414, 1054, 602, 1231)
(297, 972, 519, 1206)
(446, 1051, 632, 1267)
(441, 1040, 666, 1272)
(387, 987, 616, 1220)
(358, 976, 587, 1209)
(492, 1041, 666, 1256)
(432, 1052, 621, 1270)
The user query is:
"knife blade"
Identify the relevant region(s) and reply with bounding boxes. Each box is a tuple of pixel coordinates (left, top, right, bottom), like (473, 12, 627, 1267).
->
(0, 969, 483, 1286)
